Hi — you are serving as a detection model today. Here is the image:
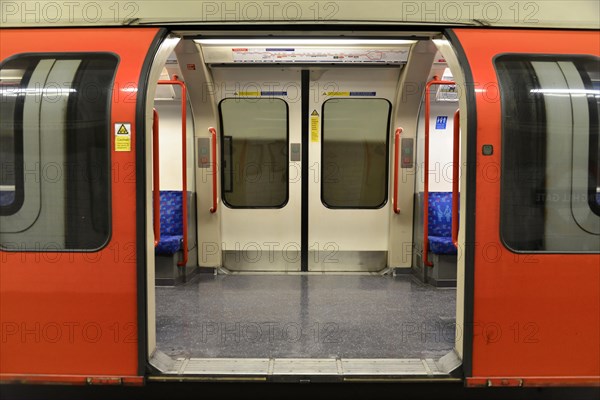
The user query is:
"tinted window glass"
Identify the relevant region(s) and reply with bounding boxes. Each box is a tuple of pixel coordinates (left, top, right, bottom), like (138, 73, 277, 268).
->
(219, 98, 289, 208)
(0, 54, 117, 251)
(321, 98, 391, 208)
(496, 55, 599, 252)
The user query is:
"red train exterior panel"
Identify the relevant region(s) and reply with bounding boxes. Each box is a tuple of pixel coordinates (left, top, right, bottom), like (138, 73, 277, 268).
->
(0, 28, 160, 382)
(452, 29, 600, 385)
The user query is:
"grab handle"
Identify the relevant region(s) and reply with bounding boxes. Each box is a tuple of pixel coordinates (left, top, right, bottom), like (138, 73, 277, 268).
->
(158, 76, 188, 267)
(152, 108, 160, 247)
(452, 109, 460, 248)
(393, 127, 403, 214)
(423, 76, 455, 267)
(209, 127, 218, 213)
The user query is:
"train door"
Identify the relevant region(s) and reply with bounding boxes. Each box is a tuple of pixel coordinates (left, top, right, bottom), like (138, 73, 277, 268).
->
(448, 29, 600, 386)
(308, 68, 398, 271)
(212, 68, 302, 271)
(0, 28, 164, 383)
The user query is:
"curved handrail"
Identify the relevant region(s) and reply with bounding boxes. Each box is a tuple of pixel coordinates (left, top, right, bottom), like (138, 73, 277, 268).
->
(209, 127, 218, 213)
(158, 76, 188, 267)
(452, 109, 460, 248)
(423, 76, 456, 267)
(152, 108, 160, 247)
(393, 127, 403, 214)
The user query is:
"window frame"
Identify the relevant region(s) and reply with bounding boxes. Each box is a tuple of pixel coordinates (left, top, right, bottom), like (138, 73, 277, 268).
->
(494, 53, 600, 254)
(0, 52, 118, 252)
(320, 97, 392, 210)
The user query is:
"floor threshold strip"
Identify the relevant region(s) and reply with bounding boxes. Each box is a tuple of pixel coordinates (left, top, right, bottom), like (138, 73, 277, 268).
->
(163, 358, 449, 377)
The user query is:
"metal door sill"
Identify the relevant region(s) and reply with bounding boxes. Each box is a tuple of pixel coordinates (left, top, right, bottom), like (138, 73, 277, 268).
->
(148, 351, 462, 382)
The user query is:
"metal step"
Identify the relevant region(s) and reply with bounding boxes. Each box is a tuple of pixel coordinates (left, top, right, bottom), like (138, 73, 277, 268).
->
(161, 357, 448, 377)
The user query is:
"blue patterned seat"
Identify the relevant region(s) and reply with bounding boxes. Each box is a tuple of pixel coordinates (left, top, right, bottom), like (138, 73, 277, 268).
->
(156, 235, 182, 255)
(155, 191, 184, 256)
(428, 192, 458, 255)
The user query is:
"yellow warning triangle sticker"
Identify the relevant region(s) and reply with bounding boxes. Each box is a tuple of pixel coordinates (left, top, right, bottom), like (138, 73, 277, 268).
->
(117, 124, 129, 135)
(311, 109, 319, 116)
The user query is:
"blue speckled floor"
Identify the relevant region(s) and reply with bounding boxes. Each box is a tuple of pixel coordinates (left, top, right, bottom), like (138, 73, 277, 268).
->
(156, 274, 456, 359)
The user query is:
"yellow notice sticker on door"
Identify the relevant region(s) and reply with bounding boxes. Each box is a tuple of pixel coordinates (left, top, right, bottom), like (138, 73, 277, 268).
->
(115, 123, 131, 152)
(310, 110, 319, 142)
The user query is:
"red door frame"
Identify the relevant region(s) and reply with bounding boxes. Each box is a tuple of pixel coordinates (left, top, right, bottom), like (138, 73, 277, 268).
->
(448, 28, 600, 387)
(0, 28, 164, 385)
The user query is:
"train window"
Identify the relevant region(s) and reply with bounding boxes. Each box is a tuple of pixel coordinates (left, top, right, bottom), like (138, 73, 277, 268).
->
(219, 98, 289, 208)
(0, 54, 117, 251)
(321, 98, 391, 208)
(496, 55, 600, 252)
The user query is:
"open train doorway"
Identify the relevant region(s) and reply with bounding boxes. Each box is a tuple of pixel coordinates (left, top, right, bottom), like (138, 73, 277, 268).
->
(144, 32, 465, 380)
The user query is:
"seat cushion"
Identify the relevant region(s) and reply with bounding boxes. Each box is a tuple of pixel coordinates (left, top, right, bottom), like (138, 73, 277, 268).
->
(428, 192, 453, 237)
(159, 191, 183, 236)
(429, 236, 457, 255)
(155, 234, 182, 255)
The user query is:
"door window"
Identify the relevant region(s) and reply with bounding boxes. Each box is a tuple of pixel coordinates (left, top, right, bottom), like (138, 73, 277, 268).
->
(219, 98, 289, 208)
(321, 98, 391, 208)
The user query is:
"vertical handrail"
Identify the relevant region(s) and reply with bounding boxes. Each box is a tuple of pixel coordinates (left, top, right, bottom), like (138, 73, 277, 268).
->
(157, 75, 188, 267)
(152, 108, 160, 247)
(208, 127, 218, 213)
(393, 127, 403, 214)
(452, 109, 460, 248)
(423, 76, 456, 267)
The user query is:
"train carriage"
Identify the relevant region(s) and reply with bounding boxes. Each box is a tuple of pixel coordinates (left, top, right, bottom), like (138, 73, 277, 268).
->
(0, 0, 598, 389)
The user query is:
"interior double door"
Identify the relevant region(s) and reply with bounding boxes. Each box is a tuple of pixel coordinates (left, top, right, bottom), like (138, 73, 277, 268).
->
(214, 67, 399, 272)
